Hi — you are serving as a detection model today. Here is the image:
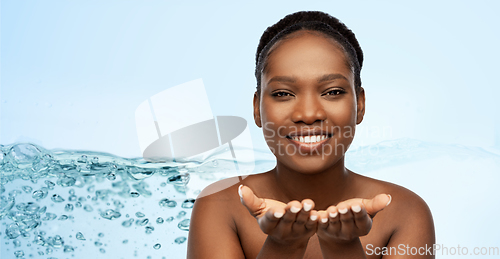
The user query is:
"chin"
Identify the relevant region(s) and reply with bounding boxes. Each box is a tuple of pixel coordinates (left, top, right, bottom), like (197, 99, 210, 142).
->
(278, 153, 343, 175)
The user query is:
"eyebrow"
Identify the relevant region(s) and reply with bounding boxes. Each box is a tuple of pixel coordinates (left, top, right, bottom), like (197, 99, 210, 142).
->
(266, 73, 348, 85)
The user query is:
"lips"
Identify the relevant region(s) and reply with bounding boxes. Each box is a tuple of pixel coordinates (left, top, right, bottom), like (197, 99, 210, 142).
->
(284, 129, 333, 153)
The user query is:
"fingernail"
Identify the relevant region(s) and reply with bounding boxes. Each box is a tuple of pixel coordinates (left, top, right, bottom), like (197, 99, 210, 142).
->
(338, 208, 348, 214)
(238, 185, 243, 198)
(303, 202, 312, 212)
(321, 217, 328, 223)
(310, 215, 317, 221)
(290, 206, 300, 213)
(329, 212, 338, 218)
(386, 194, 392, 206)
(352, 205, 361, 213)
(274, 212, 284, 218)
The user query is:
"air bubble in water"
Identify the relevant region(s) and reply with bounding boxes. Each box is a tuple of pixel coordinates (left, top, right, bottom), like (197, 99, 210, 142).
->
(130, 192, 140, 198)
(14, 250, 25, 258)
(98, 232, 104, 237)
(135, 212, 145, 218)
(181, 198, 195, 209)
(100, 248, 106, 253)
(174, 237, 187, 244)
(84, 205, 93, 212)
(63, 245, 74, 253)
(65, 204, 74, 212)
(45, 180, 56, 190)
(122, 219, 134, 227)
(136, 218, 149, 226)
(158, 198, 176, 208)
(153, 243, 161, 250)
(100, 209, 121, 220)
(22, 186, 33, 193)
(177, 219, 190, 231)
(76, 232, 86, 240)
(156, 217, 164, 224)
(51, 194, 64, 203)
(177, 211, 187, 219)
(32, 188, 48, 200)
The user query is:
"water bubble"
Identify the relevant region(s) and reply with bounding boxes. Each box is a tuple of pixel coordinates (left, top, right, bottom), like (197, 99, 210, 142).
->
(135, 212, 145, 218)
(106, 173, 116, 181)
(130, 192, 140, 198)
(76, 232, 86, 240)
(69, 189, 75, 195)
(13, 239, 21, 247)
(98, 232, 104, 237)
(145, 226, 154, 234)
(46, 247, 53, 254)
(58, 215, 69, 220)
(84, 205, 94, 212)
(65, 203, 74, 212)
(153, 243, 161, 250)
(100, 248, 106, 253)
(68, 195, 77, 201)
(181, 198, 195, 209)
(177, 211, 187, 219)
(38, 206, 47, 215)
(75, 202, 82, 208)
(178, 219, 190, 231)
(9, 143, 41, 167)
(136, 218, 149, 226)
(159, 198, 177, 208)
(50, 235, 64, 248)
(6, 223, 21, 239)
(122, 219, 134, 227)
(100, 209, 121, 220)
(45, 180, 56, 190)
(160, 182, 166, 187)
(92, 156, 99, 164)
(58, 176, 76, 187)
(14, 250, 25, 258)
(42, 213, 57, 221)
(122, 239, 128, 244)
(87, 185, 95, 192)
(64, 245, 74, 253)
(32, 188, 48, 200)
(113, 200, 124, 209)
(22, 186, 33, 193)
(95, 241, 103, 246)
(77, 155, 88, 163)
(51, 194, 65, 203)
(174, 236, 187, 244)
(156, 217, 164, 224)
(166, 216, 174, 222)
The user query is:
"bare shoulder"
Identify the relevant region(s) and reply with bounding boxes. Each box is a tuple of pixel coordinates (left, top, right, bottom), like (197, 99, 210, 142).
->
(187, 176, 247, 259)
(354, 172, 435, 250)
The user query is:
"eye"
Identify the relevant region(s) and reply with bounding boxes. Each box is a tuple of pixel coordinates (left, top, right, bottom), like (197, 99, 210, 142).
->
(272, 91, 293, 98)
(324, 89, 346, 96)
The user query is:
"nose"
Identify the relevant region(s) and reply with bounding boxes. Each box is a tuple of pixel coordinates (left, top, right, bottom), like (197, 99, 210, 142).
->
(291, 94, 327, 125)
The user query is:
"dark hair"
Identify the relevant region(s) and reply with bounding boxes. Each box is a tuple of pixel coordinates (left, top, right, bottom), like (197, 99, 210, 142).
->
(255, 11, 363, 95)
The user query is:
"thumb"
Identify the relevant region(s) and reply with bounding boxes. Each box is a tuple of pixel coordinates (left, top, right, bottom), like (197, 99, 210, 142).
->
(363, 194, 392, 217)
(239, 185, 266, 217)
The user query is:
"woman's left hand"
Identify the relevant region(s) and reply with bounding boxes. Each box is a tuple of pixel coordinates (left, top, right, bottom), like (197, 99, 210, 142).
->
(315, 194, 391, 243)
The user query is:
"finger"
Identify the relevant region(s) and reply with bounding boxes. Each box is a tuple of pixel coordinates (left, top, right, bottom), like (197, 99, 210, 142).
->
(351, 202, 372, 236)
(239, 185, 266, 217)
(305, 210, 319, 230)
(293, 199, 314, 229)
(326, 206, 341, 234)
(337, 202, 356, 236)
(276, 201, 301, 232)
(363, 194, 391, 217)
(317, 210, 329, 229)
(258, 206, 285, 234)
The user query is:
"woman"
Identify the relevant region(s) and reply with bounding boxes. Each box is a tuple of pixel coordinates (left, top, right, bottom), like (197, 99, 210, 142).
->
(187, 11, 435, 258)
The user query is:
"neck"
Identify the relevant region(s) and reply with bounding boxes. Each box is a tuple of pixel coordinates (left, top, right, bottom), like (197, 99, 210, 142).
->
(271, 157, 354, 210)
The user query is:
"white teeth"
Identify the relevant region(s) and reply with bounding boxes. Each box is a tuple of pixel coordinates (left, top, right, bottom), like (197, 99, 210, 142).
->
(290, 135, 329, 144)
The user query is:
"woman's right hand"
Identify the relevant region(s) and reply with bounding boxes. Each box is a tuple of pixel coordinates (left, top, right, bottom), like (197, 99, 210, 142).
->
(238, 185, 319, 246)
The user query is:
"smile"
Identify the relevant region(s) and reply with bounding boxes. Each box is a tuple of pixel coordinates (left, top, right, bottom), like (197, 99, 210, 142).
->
(289, 135, 329, 144)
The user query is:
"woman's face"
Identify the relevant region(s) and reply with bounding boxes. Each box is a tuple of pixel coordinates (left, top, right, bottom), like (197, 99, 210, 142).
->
(254, 31, 365, 174)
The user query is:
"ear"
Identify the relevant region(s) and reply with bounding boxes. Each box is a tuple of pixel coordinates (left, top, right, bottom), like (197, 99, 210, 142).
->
(253, 92, 262, 128)
(356, 87, 365, 125)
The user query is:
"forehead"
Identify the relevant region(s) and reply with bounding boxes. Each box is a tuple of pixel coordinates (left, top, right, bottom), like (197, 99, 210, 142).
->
(263, 31, 353, 85)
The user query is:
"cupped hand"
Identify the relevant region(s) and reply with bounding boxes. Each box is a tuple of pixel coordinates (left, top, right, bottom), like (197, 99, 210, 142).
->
(316, 194, 391, 243)
(239, 185, 319, 245)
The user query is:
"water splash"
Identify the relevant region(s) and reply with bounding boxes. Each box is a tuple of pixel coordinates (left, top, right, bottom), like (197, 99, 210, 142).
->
(0, 142, 275, 258)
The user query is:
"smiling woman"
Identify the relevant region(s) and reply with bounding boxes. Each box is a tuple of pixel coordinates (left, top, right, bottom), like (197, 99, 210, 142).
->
(187, 11, 435, 259)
